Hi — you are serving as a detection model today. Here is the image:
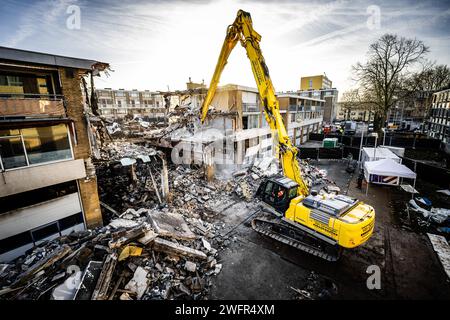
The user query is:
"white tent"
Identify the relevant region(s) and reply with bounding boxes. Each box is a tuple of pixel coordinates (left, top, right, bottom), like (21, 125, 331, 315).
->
(362, 147, 401, 164)
(363, 158, 417, 195)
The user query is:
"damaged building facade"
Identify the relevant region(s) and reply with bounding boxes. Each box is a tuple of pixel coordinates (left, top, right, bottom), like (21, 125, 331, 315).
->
(0, 46, 108, 262)
(174, 84, 324, 175)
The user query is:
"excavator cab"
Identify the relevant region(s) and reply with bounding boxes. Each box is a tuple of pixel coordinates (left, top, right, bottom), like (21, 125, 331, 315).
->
(257, 176, 299, 214)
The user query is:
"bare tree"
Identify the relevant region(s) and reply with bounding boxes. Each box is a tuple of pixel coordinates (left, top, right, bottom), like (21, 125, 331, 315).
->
(340, 89, 377, 121)
(401, 63, 450, 116)
(340, 89, 360, 120)
(353, 34, 429, 131)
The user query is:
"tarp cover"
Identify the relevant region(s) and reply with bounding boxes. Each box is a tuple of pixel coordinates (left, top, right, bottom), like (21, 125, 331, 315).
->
(362, 147, 401, 163)
(364, 158, 417, 179)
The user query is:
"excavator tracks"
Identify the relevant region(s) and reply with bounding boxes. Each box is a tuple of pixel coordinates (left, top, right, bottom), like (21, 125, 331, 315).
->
(251, 217, 342, 262)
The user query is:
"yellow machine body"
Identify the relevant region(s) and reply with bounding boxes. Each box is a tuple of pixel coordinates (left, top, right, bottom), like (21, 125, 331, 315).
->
(285, 196, 375, 248)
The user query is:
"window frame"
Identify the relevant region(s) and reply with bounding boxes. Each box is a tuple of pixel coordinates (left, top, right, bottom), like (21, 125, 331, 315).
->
(0, 124, 74, 172)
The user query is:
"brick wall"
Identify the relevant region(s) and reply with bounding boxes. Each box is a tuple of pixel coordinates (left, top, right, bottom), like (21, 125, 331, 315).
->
(60, 67, 103, 228)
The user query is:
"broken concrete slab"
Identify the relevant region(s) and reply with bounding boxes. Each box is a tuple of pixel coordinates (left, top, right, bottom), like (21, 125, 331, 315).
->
(124, 266, 149, 299)
(120, 158, 136, 166)
(108, 218, 140, 229)
(152, 238, 207, 260)
(148, 211, 197, 241)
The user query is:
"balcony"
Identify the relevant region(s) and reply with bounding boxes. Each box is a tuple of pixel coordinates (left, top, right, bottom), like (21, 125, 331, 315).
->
(242, 103, 259, 112)
(0, 159, 86, 197)
(0, 94, 65, 118)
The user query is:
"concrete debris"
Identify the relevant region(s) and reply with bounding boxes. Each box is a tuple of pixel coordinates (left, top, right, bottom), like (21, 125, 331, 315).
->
(138, 230, 158, 245)
(148, 211, 197, 241)
(0, 125, 364, 301)
(120, 158, 136, 166)
(152, 238, 207, 261)
(201, 238, 212, 252)
(108, 218, 140, 229)
(0, 209, 219, 300)
(214, 264, 222, 275)
(184, 261, 197, 273)
(124, 266, 149, 299)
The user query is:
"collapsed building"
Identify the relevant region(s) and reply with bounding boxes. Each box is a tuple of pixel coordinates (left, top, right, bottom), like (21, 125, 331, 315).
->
(102, 83, 325, 179)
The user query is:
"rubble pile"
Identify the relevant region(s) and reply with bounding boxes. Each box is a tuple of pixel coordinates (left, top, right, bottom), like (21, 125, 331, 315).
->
(97, 141, 158, 162)
(93, 142, 167, 219)
(300, 159, 339, 193)
(104, 116, 168, 140)
(0, 210, 221, 300)
(169, 165, 260, 215)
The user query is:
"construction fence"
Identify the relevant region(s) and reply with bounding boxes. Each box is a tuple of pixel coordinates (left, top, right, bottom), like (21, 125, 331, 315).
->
(308, 133, 441, 149)
(299, 134, 450, 187)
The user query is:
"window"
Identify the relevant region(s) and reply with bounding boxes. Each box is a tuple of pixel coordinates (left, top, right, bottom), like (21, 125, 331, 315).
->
(0, 132, 28, 169)
(0, 212, 84, 255)
(265, 181, 274, 194)
(246, 114, 259, 129)
(0, 124, 72, 170)
(22, 125, 72, 165)
(261, 115, 269, 128)
(31, 222, 59, 242)
(0, 180, 78, 215)
(309, 80, 313, 88)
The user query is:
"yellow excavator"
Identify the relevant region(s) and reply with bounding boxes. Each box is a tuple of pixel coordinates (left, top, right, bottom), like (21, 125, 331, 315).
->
(200, 10, 375, 261)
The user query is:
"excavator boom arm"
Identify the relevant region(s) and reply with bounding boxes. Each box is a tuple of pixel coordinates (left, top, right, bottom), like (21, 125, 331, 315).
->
(200, 10, 309, 196)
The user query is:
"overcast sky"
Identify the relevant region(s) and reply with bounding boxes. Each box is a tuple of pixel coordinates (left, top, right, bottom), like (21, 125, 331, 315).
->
(1, 0, 450, 97)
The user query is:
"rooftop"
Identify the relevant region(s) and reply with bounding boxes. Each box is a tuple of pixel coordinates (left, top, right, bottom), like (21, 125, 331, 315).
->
(0, 46, 109, 71)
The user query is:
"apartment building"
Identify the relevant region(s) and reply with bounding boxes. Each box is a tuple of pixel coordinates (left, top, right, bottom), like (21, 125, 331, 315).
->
(96, 88, 166, 119)
(336, 102, 374, 122)
(0, 46, 108, 262)
(298, 74, 338, 123)
(95, 79, 208, 120)
(428, 89, 450, 153)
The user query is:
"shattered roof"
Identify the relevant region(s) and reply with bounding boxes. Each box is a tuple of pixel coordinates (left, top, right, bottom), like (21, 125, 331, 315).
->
(0, 46, 109, 71)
